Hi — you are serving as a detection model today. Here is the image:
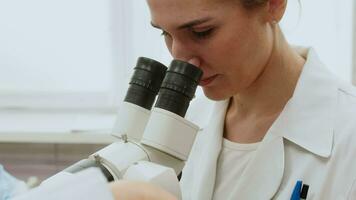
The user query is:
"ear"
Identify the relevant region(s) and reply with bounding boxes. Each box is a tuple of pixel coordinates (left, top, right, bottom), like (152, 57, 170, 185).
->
(267, 0, 287, 23)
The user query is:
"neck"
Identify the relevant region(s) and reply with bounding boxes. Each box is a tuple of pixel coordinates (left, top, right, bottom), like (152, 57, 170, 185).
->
(224, 26, 306, 143)
(229, 27, 305, 118)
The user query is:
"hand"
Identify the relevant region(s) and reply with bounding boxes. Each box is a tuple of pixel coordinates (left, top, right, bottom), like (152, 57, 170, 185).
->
(109, 180, 178, 200)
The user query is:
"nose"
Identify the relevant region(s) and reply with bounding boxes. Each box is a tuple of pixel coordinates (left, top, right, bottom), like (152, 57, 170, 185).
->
(187, 57, 201, 67)
(170, 40, 201, 68)
(171, 39, 194, 62)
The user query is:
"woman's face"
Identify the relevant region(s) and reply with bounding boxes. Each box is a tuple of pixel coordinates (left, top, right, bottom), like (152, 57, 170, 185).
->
(147, 0, 274, 100)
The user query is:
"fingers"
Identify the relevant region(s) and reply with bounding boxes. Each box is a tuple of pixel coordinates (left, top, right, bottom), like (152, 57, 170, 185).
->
(109, 181, 178, 200)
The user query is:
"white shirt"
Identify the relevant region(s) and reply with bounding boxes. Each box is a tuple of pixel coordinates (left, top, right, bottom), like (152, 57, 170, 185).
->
(212, 139, 259, 200)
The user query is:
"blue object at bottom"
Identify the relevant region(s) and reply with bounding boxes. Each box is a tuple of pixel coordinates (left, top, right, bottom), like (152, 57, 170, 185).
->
(0, 165, 25, 200)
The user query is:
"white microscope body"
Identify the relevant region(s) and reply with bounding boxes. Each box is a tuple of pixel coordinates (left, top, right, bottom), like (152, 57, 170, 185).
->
(92, 103, 199, 198)
(47, 57, 202, 199)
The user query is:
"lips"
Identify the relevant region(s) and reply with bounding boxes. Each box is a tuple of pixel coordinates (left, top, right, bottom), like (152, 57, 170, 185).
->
(187, 59, 217, 87)
(199, 74, 218, 86)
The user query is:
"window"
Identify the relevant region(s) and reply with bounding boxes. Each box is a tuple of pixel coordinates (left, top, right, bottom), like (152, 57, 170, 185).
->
(0, 0, 171, 137)
(0, 0, 171, 111)
(0, 0, 114, 110)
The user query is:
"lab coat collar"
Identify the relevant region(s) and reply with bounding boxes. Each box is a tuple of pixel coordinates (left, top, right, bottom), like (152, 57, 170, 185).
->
(191, 100, 227, 200)
(270, 48, 337, 158)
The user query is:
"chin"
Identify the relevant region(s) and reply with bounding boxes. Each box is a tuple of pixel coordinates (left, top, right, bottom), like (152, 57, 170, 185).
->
(202, 87, 230, 101)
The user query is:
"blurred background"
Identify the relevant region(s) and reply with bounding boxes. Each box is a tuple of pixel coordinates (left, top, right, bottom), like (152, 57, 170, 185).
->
(0, 0, 355, 183)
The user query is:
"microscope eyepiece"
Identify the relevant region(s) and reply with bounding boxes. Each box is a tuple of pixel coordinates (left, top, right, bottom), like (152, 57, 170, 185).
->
(155, 60, 203, 117)
(124, 57, 167, 110)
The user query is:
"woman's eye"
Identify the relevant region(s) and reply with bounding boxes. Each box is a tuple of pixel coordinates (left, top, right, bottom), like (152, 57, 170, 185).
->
(192, 28, 213, 38)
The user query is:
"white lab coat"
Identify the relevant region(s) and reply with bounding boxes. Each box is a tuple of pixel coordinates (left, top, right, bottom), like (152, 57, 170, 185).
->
(181, 48, 356, 199)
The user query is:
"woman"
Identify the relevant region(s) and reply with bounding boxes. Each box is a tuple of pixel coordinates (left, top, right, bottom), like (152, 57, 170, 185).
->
(13, 0, 356, 199)
(135, 0, 356, 199)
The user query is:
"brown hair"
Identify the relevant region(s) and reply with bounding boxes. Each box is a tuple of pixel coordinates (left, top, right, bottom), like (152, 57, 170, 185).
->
(241, 0, 268, 8)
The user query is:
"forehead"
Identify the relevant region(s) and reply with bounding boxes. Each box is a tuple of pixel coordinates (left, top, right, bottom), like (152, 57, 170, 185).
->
(147, 0, 236, 27)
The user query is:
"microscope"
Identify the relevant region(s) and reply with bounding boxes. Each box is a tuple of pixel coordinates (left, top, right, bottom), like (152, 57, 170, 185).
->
(47, 57, 202, 199)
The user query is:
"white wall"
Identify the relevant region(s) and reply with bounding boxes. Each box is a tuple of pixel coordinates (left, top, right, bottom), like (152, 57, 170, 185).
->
(131, 1, 172, 66)
(281, 0, 354, 82)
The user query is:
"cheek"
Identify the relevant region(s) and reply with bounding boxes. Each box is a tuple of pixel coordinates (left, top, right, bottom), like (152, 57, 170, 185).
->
(211, 25, 266, 76)
(202, 28, 248, 65)
(200, 32, 250, 81)
(220, 30, 252, 63)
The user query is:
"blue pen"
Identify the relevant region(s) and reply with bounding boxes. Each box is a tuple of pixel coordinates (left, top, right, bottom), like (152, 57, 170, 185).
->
(290, 180, 303, 200)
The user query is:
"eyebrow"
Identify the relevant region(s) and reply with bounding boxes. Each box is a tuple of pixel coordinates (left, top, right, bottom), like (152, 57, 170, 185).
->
(151, 17, 213, 30)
